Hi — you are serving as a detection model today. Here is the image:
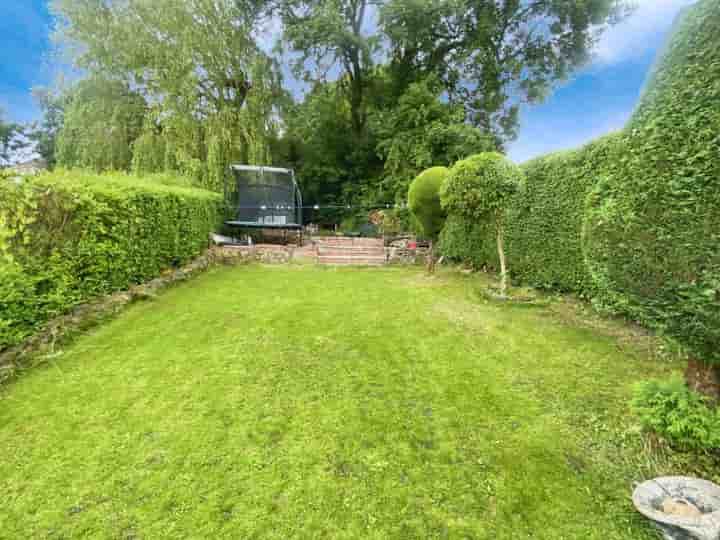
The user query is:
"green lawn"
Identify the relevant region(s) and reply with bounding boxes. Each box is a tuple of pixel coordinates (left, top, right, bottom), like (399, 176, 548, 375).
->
(0, 265, 689, 538)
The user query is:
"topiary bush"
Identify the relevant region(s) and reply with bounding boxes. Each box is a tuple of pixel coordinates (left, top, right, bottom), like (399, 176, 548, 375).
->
(0, 170, 223, 351)
(441, 152, 522, 294)
(408, 166, 449, 239)
(583, 0, 720, 398)
(408, 166, 449, 271)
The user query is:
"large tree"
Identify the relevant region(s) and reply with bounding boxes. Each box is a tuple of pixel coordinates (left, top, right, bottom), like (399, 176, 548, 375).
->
(51, 0, 282, 185)
(55, 77, 147, 172)
(380, 0, 631, 144)
(278, 0, 379, 137)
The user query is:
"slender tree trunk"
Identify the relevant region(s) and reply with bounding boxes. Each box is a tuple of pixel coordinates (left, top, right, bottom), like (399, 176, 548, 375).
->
(685, 358, 720, 404)
(427, 239, 435, 273)
(496, 219, 508, 297)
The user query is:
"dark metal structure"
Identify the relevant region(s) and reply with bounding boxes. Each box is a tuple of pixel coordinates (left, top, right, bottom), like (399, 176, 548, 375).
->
(224, 165, 303, 229)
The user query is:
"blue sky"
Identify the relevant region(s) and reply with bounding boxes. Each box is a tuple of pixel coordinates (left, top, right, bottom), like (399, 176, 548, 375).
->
(0, 0, 696, 162)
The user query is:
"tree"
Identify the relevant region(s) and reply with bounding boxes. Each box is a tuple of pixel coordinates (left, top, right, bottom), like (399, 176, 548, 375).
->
(29, 86, 68, 169)
(408, 166, 449, 272)
(380, 0, 631, 144)
(441, 152, 522, 295)
(51, 0, 281, 186)
(278, 0, 379, 137)
(0, 111, 28, 167)
(374, 77, 495, 201)
(55, 77, 147, 172)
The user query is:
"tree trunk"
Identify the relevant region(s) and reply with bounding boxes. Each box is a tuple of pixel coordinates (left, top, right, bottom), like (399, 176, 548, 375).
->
(685, 358, 720, 404)
(427, 239, 435, 274)
(496, 220, 508, 297)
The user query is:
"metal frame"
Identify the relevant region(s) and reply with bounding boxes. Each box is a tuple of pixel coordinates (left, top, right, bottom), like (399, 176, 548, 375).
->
(224, 164, 303, 231)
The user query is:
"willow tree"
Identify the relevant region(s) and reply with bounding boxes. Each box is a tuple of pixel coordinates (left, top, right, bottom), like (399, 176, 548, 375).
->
(55, 77, 146, 172)
(51, 0, 281, 187)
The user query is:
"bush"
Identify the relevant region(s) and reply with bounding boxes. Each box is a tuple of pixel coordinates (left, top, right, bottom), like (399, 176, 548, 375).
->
(632, 379, 720, 452)
(439, 215, 497, 270)
(0, 170, 222, 350)
(583, 0, 720, 368)
(440, 152, 521, 222)
(408, 166, 449, 239)
(441, 152, 522, 294)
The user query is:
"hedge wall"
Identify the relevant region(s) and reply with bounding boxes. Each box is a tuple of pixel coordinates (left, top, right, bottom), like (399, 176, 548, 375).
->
(0, 170, 223, 351)
(439, 0, 719, 364)
(508, 133, 622, 295)
(583, 0, 720, 364)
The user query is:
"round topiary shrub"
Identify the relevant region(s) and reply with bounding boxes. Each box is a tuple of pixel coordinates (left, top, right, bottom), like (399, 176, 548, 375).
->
(408, 166, 449, 241)
(408, 166, 449, 272)
(441, 152, 522, 294)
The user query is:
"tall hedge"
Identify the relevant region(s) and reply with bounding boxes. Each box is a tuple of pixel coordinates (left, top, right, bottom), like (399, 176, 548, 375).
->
(583, 0, 720, 366)
(439, 0, 719, 370)
(0, 170, 223, 350)
(508, 133, 622, 295)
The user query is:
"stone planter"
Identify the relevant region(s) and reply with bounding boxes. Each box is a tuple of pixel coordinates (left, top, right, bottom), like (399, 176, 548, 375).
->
(632, 477, 720, 540)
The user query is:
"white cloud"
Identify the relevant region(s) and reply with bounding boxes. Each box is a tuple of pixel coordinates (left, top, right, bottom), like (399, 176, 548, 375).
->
(593, 0, 696, 65)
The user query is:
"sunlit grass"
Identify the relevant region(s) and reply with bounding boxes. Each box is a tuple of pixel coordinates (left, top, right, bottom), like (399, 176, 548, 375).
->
(0, 265, 690, 538)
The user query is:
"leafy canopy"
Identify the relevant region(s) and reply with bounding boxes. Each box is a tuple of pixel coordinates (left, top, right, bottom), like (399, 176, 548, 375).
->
(441, 152, 522, 222)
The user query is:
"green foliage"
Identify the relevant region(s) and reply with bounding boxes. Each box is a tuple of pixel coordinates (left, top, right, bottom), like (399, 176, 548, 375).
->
(439, 215, 497, 270)
(506, 134, 623, 293)
(583, 0, 720, 364)
(374, 78, 494, 201)
(380, 0, 631, 143)
(632, 379, 720, 452)
(56, 77, 146, 172)
(408, 166, 448, 239)
(0, 170, 222, 350)
(441, 152, 521, 223)
(441, 0, 719, 368)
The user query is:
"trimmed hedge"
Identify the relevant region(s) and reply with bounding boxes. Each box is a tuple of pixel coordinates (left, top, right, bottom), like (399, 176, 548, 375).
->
(583, 0, 720, 364)
(0, 170, 222, 350)
(508, 133, 622, 295)
(440, 0, 719, 364)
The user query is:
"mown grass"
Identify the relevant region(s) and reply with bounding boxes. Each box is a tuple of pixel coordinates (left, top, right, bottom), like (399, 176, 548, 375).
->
(0, 265, 705, 539)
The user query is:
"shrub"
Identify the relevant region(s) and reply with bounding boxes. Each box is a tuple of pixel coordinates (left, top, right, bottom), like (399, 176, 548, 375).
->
(632, 379, 720, 452)
(582, 0, 720, 389)
(408, 166, 449, 240)
(0, 170, 222, 350)
(440, 153, 520, 222)
(408, 166, 450, 272)
(439, 215, 497, 270)
(441, 152, 522, 294)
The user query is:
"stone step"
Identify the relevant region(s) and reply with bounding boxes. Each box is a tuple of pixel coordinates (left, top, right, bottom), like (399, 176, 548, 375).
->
(314, 237, 384, 247)
(318, 255, 386, 266)
(317, 247, 386, 256)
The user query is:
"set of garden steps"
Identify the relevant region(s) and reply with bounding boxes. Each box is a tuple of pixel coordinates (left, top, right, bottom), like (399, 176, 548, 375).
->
(315, 237, 386, 266)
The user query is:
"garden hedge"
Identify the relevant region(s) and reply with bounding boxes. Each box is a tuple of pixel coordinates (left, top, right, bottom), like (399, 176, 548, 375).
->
(0, 170, 223, 350)
(440, 0, 719, 365)
(583, 0, 720, 365)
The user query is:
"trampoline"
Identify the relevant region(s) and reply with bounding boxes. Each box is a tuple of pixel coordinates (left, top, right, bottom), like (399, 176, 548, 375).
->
(224, 165, 303, 230)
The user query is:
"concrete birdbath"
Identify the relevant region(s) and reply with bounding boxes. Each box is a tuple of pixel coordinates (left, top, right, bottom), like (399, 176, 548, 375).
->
(632, 477, 720, 540)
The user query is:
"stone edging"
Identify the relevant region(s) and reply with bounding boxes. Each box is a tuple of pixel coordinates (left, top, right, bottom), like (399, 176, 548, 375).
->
(0, 247, 246, 386)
